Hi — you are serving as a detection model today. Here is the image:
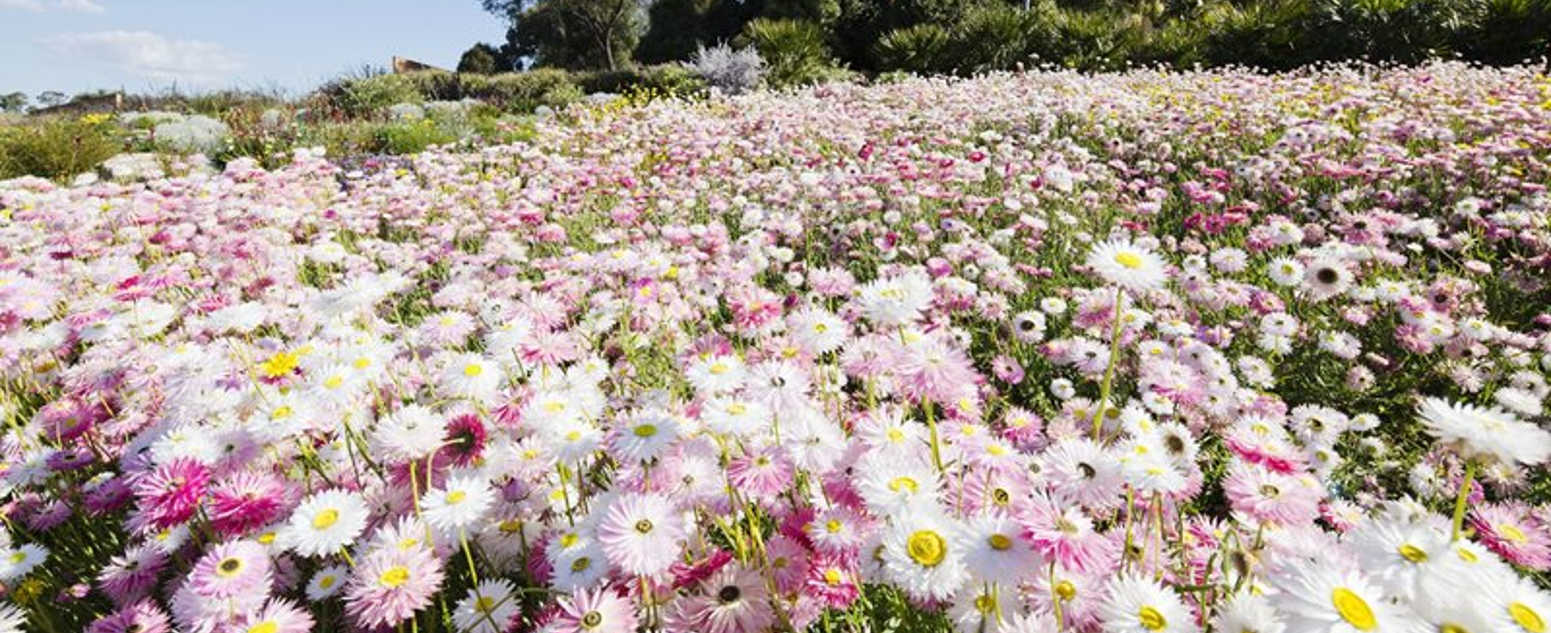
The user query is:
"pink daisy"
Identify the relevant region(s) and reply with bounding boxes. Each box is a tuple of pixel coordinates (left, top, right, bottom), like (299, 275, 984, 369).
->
(189, 540, 272, 599)
(681, 566, 775, 633)
(596, 493, 686, 576)
(345, 544, 446, 629)
(97, 544, 168, 606)
(131, 457, 210, 529)
(551, 586, 638, 633)
(1470, 502, 1551, 570)
(208, 471, 292, 538)
(87, 599, 173, 633)
(804, 554, 860, 609)
(726, 447, 795, 506)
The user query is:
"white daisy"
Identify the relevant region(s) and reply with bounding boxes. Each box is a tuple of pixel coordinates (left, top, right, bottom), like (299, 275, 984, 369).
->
(957, 513, 1039, 586)
(881, 511, 968, 602)
(454, 578, 520, 633)
(439, 352, 503, 402)
(371, 404, 447, 463)
(306, 564, 349, 601)
(281, 489, 369, 558)
(422, 472, 496, 535)
(1099, 573, 1199, 633)
(1416, 397, 1551, 466)
(1271, 562, 1416, 633)
(1086, 239, 1169, 293)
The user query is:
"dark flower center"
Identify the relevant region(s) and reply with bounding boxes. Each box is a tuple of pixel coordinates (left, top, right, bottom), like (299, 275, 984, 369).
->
(1316, 268, 1339, 284)
(634, 519, 653, 534)
(718, 585, 742, 603)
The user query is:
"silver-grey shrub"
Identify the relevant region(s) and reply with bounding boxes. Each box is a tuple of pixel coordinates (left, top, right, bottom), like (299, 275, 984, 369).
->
(692, 43, 765, 95)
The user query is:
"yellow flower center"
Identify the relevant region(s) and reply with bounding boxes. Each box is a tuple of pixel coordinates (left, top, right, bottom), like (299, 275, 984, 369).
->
(1510, 602, 1545, 633)
(633, 424, 658, 438)
(259, 351, 299, 378)
(270, 406, 293, 420)
(258, 532, 276, 545)
(1138, 606, 1167, 631)
(247, 622, 278, 633)
(1456, 547, 1478, 563)
(353, 357, 372, 369)
(1115, 252, 1144, 270)
(825, 520, 842, 533)
(582, 611, 603, 629)
(823, 568, 843, 585)
(319, 575, 336, 589)
(546, 402, 567, 413)
(1397, 544, 1429, 563)
(312, 509, 340, 530)
(888, 476, 919, 493)
(379, 566, 410, 588)
(477, 596, 497, 613)
(988, 534, 1013, 550)
(709, 362, 729, 375)
(886, 428, 905, 443)
(1331, 588, 1377, 631)
(499, 519, 522, 534)
(1056, 580, 1077, 601)
(1441, 625, 1468, 633)
(726, 403, 747, 415)
(571, 556, 592, 572)
(976, 594, 997, 614)
(8, 552, 24, 564)
(906, 530, 946, 568)
(323, 375, 344, 389)
(1499, 524, 1528, 544)
(463, 363, 483, 377)
(446, 490, 467, 504)
(217, 557, 244, 577)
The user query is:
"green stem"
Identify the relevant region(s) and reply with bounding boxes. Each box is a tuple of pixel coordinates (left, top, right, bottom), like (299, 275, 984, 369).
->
(1092, 288, 1125, 438)
(1451, 460, 1476, 542)
(924, 398, 944, 474)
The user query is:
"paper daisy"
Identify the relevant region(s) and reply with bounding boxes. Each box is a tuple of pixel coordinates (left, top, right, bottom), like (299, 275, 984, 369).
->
(1086, 239, 1169, 294)
(280, 488, 369, 558)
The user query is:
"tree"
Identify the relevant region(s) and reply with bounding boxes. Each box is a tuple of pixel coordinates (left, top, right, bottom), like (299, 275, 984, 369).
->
(0, 92, 27, 113)
(457, 43, 507, 73)
(35, 91, 68, 109)
(483, 0, 642, 70)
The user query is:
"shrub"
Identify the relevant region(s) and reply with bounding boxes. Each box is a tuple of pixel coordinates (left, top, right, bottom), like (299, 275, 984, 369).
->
(692, 43, 766, 94)
(873, 24, 953, 74)
(0, 115, 121, 181)
(371, 119, 460, 155)
(1458, 0, 1551, 64)
(327, 73, 424, 118)
(741, 18, 839, 88)
(472, 69, 578, 111)
(950, 4, 1058, 73)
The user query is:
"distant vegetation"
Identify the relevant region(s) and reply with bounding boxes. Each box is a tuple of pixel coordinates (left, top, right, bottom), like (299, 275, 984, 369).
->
(467, 0, 1551, 86)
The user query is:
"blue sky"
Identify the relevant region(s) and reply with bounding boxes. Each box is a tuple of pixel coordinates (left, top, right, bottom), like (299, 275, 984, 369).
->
(0, 0, 510, 98)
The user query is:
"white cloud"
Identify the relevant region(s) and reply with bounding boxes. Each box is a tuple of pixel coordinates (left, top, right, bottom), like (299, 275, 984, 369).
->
(40, 30, 242, 84)
(2, 0, 105, 12)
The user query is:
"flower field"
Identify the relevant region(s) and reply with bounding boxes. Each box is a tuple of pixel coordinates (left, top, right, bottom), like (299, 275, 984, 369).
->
(2, 61, 1551, 633)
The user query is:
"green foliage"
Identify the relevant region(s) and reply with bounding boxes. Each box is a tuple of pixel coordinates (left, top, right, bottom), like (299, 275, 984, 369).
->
(325, 73, 425, 118)
(373, 119, 462, 154)
(0, 115, 120, 181)
(741, 18, 839, 88)
(950, 3, 1056, 72)
(1458, 0, 1551, 64)
(487, 0, 642, 71)
(457, 43, 508, 74)
(873, 24, 953, 74)
(0, 92, 29, 113)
